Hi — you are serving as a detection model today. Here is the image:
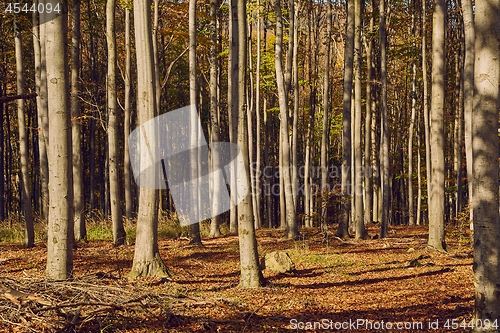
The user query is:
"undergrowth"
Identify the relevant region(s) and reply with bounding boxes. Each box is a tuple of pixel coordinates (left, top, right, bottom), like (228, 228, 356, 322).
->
(0, 210, 230, 245)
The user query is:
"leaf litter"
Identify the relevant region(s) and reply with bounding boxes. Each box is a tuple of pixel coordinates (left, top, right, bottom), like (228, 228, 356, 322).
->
(0, 226, 474, 332)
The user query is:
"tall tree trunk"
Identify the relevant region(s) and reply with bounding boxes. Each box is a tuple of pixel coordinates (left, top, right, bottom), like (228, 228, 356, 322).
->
(462, 0, 474, 224)
(408, 10, 416, 227)
(107, 0, 126, 246)
(72, 0, 86, 242)
(428, 0, 446, 251)
(472, 0, 500, 326)
(291, 0, 299, 215)
(320, 0, 331, 227)
(14, 19, 35, 248)
(209, 0, 221, 237)
(254, 0, 263, 230)
(379, 0, 390, 238)
(454, 50, 463, 218)
(353, 0, 367, 239)
(228, 0, 239, 234)
(189, 0, 202, 245)
(336, 0, 354, 238)
(237, 0, 264, 288)
(275, 0, 298, 239)
(124, 7, 133, 220)
(364, 7, 374, 227)
(422, 0, 431, 226)
(129, 0, 169, 279)
(33, 4, 49, 222)
(45, 3, 74, 280)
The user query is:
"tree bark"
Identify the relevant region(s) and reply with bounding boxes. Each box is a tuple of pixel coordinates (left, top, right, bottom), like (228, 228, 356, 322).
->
(379, 0, 390, 238)
(188, 0, 202, 245)
(129, 0, 169, 279)
(237, 0, 264, 288)
(336, 0, 354, 238)
(14, 19, 35, 248)
(462, 0, 474, 224)
(320, 0, 331, 227)
(353, 0, 367, 239)
(32, 5, 49, 222)
(428, 0, 446, 251)
(123, 7, 133, 220)
(45, 2, 74, 280)
(72, 0, 86, 242)
(275, 0, 298, 239)
(107, 0, 126, 246)
(472, 0, 500, 327)
(209, 0, 221, 237)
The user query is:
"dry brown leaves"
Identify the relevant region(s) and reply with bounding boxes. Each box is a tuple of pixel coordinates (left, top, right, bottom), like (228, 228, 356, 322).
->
(0, 226, 474, 332)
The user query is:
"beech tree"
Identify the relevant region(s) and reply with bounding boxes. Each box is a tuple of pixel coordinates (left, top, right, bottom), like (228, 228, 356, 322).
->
(428, 0, 446, 251)
(44, 0, 74, 280)
(472, 0, 500, 327)
(336, 0, 354, 239)
(106, 0, 126, 246)
(129, 0, 169, 279)
(14, 19, 35, 247)
(237, 0, 264, 288)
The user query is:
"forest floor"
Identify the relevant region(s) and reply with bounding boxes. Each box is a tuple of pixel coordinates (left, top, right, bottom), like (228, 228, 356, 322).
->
(0, 223, 475, 332)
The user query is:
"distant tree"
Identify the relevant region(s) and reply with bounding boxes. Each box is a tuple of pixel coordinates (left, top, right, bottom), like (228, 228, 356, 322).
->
(71, 0, 86, 242)
(353, 0, 367, 239)
(320, 0, 331, 227)
(461, 0, 474, 224)
(336, 0, 354, 239)
(275, 0, 297, 239)
(123, 5, 133, 220)
(14, 19, 35, 247)
(379, 0, 389, 239)
(106, 0, 126, 246)
(472, 0, 500, 327)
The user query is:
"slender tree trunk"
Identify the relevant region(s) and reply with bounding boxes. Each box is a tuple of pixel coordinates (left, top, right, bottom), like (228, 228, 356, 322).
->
(422, 0, 431, 226)
(320, 0, 331, 227)
(353, 0, 367, 239)
(254, 0, 262, 230)
(364, 8, 374, 227)
(336, 0, 354, 238)
(472, 0, 500, 326)
(71, 0, 86, 242)
(237, 0, 264, 288)
(228, 0, 239, 234)
(275, 0, 298, 239)
(454, 50, 463, 218)
(45, 3, 74, 280)
(416, 112, 422, 226)
(33, 5, 49, 222)
(189, 0, 202, 245)
(107, 0, 125, 246)
(124, 7, 133, 220)
(14, 19, 35, 248)
(428, 0, 446, 251)
(379, 0, 390, 238)
(209, 0, 221, 237)
(407, 10, 416, 227)
(462, 0, 474, 224)
(291, 0, 299, 215)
